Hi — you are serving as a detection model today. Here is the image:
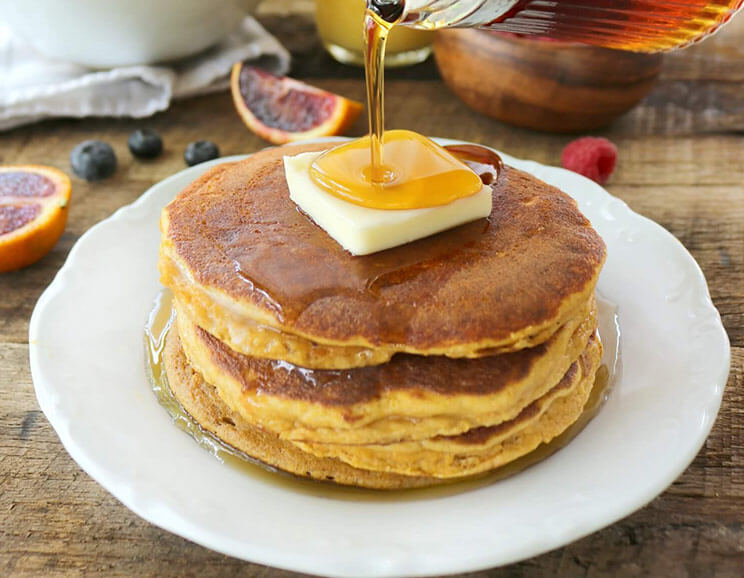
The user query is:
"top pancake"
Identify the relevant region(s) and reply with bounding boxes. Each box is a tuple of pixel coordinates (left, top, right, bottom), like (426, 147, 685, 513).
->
(160, 142, 605, 355)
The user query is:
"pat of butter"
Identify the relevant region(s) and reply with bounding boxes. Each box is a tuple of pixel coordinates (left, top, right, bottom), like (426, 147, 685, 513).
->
(283, 152, 492, 256)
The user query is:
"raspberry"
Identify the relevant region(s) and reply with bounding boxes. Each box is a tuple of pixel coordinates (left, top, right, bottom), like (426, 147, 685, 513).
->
(561, 137, 618, 185)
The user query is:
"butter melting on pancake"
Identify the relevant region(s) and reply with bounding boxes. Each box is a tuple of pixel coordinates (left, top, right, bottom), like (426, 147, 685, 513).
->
(159, 143, 606, 367)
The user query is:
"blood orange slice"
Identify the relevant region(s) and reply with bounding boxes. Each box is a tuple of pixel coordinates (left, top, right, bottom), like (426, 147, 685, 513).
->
(0, 165, 71, 273)
(230, 64, 363, 145)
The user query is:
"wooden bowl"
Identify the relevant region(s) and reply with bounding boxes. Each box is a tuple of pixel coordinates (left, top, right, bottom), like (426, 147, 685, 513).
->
(434, 29, 663, 133)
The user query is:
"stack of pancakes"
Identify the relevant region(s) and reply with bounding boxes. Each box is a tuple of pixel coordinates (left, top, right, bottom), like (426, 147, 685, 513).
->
(159, 143, 606, 489)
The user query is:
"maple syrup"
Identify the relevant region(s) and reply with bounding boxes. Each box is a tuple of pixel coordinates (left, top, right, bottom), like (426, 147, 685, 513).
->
(309, 4, 485, 211)
(310, 131, 484, 209)
(145, 290, 621, 497)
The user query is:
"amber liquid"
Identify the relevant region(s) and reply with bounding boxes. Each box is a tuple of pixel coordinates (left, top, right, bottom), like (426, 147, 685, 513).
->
(310, 131, 485, 209)
(486, 0, 744, 52)
(310, 3, 486, 210)
(363, 7, 391, 182)
(146, 290, 621, 497)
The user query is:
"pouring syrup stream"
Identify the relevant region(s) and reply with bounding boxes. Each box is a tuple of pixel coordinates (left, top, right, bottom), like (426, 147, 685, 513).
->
(364, 4, 398, 183)
(308, 0, 485, 210)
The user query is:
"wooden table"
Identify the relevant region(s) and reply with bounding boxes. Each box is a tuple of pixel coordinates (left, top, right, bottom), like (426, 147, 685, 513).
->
(2, 3, 743, 576)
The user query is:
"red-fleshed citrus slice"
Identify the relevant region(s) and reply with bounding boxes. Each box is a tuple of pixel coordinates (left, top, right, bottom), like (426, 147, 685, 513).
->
(230, 64, 363, 145)
(0, 165, 71, 273)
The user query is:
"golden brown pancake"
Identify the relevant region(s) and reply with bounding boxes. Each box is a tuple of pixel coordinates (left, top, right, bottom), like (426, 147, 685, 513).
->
(163, 327, 600, 487)
(167, 288, 392, 369)
(160, 143, 606, 368)
(294, 336, 601, 478)
(157, 141, 608, 488)
(174, 297, 597, 445)
(163, 327, 441, 490)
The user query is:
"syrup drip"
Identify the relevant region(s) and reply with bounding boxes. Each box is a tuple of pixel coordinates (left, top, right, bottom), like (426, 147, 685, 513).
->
(364, 5, 393, 183)
(146, 289, 621, 498)
(444, 144, 503, 186)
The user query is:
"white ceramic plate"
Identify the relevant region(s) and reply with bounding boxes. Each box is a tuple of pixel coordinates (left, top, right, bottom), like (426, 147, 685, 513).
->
(29, 139, 730, 578)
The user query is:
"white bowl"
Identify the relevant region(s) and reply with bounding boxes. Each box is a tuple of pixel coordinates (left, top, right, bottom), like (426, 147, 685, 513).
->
(0, 0, 261, 68)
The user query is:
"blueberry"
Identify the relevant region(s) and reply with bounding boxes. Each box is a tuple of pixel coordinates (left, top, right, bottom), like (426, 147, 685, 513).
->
(128, 129, 163, 159)
(70, 140, 117, 181)
(184, 141, 220, 166)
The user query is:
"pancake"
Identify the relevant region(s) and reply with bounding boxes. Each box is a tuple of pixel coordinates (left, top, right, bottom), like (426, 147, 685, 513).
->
(160, 143, 606, 368)
(164, 257, 586, 369)
(293, 335, 601, 478)
(163, 327, 442, 490)
(157, 141, 608, 488)
(163, 327, 600, 487)
(167, 287, 392, 369)
(174, 297, 598, 445)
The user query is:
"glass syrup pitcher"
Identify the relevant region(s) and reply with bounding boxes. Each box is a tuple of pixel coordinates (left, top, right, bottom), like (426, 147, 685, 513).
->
(369, 0, 744, 52)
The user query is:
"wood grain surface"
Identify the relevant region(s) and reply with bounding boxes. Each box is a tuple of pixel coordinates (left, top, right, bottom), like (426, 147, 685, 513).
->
(2, 2, 743, 576)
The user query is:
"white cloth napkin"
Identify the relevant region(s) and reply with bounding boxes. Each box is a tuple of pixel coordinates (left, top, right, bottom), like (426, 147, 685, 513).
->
(0, 17, 291, 131)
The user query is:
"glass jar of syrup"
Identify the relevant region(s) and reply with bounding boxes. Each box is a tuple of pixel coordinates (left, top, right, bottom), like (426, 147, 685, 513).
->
(369, 0, 744, 52)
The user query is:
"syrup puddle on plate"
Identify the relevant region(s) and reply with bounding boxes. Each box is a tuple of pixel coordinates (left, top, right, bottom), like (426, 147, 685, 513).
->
(145, 289, 621, 501)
